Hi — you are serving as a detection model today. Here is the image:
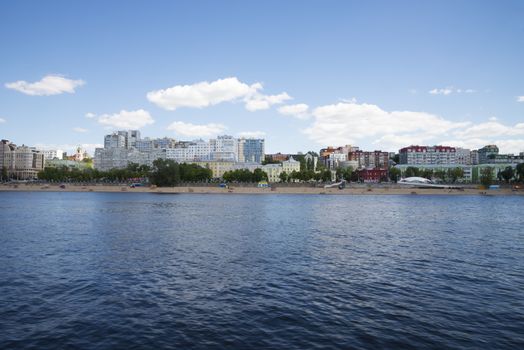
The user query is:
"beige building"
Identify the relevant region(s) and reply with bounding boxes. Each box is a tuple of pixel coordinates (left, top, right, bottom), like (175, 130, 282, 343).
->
(282, 156, 301, 174)
(193, 161, 236, 179)
(1, 140, 45, 180)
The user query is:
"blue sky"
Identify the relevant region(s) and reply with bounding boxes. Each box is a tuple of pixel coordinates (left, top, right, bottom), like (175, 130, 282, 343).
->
(1, 0, 523, 154)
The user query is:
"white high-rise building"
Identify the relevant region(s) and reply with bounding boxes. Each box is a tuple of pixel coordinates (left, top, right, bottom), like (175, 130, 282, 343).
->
(42, 149, 64, 160)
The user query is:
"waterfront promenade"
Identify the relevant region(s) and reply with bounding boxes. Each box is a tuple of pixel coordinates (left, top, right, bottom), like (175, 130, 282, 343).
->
(1, 183, 521, 196)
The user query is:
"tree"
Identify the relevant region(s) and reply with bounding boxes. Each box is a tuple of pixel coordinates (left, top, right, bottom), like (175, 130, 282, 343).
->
(480, 167, 493, 188)
(253, 168, 268, 182)
(433, 169, 447, 182)
(1, 166, 8, 181)
(517, 163, 524, 182)
(404, 167, 420, 178)
(321, 169, 332, 182)
(149, 159, 181, 186)
(421, 169, 434, 180)
(279, 171, 288, 183)
(447, 167, 464, 183)
(499, 166, 514, 183)
(389, 167, 401, 182)
(335, 167, 353, 181)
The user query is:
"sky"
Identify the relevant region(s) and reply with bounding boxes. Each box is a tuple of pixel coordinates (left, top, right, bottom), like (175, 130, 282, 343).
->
(0, 0, 523, 155)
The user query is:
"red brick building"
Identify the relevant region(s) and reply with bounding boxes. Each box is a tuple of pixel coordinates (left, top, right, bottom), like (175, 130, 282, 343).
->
(357, 168, 388, 182)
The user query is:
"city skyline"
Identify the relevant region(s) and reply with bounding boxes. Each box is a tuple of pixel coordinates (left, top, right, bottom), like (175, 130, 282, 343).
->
(1, 1, 524, 155)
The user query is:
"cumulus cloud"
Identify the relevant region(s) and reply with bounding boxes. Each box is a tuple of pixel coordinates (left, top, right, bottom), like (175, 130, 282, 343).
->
(517, 96, 524, 102)
(244, 92, 291, 111)
(98, 109, 154, 129)
(85, 112, 96, 119)
(0, 117, 6, 123)
(429, 87, 475, 95)
(303, 102, 470, 151)
(147, 77, 290, 112)
(237, 131, 266, 138)
(452, 121, 524, 139)
(73, 127, 88, 133)
(147, 77, 260, 110)
(302, 100, 524, 153)
(441, 138, 524, 155)
(167, 121, 227, 137)
(5, 75, 85, 96)
(278, 103, 310, 120)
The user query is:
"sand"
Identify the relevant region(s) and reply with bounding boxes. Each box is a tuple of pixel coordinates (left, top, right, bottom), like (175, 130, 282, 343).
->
(1, 183, 522, 196)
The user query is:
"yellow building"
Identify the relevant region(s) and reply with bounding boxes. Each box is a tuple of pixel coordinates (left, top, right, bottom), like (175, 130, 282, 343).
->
(193, 161, 235, 179)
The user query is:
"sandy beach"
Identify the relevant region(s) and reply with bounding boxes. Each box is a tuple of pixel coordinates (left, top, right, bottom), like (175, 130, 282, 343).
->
(1, 183, 522, 196)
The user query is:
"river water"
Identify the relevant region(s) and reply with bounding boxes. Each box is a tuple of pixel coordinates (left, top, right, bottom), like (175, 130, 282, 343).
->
(1, 192, 523, 349)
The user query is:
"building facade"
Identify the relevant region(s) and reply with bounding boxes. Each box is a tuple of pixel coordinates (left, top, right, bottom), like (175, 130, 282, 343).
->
(399, 145, 456, 165)
(0, 140, 45, 180)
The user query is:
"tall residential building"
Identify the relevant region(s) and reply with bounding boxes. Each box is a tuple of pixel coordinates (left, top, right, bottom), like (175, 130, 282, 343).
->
(104, 133, 126, 149)
(210, 135, 238, 161)
(399, 145, 456, 165)
(319, 145, 359, 169)
(0, 140, 44, 180)
(470, 150, 479, 165)
(455, 148, 471, 165)
(348, 150, 389, 169)
(478, 145, 499, 164)
(42, 149, 64, 160)
(165, 139, 211, 162)
(238, 138, 265, 163)
(95, 131, 264, 171)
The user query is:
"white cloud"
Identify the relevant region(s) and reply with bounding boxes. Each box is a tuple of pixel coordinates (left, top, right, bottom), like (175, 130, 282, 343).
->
(452, 121, 524, 139)
(5, 75, 85, 96)
(303, 102, 470, 151)
(85, 112, 96, 119)
(517, 96, 524, 102)
(147, 77, 261, 111)
(489, 116, 498, 121)
(441, 138, 524, 155)
(237, 131, 266, 138)
(277, 103, 310, 120)
(429, 87, 475, 95)
(147, 76, 290, 112)
(244, 92, 291, 111)
(0, 118, 6, 123)
(98, 109, 154, 129)
(167, 121, 227, 137)
(429, 88, 453, 95)
(73, 127, 88, 133)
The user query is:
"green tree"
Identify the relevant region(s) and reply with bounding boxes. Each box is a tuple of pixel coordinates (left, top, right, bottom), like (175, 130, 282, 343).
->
(149, 159, 181, 186)
(321, 169, 332, 182)
(516, 163, 524, 182)
(253, 168, 268, 182)
(1, 166, 9, 181)
(433, 169, 447, 182)
(389, 167, 401, 182)
(279, 171, 288, 183)
(447, 167, 464, 183)
(499, 166, 514, 183)
(404, 167, 420, 178)
(480, 167, 493, 188)
(421, 169, 434, 180)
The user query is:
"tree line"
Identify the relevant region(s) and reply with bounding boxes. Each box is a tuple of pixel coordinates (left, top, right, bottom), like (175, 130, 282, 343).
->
(36, 160, 214, 186)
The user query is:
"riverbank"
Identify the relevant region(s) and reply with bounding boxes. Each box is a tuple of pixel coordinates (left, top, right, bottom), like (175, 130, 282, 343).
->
(1, 183, 522, 195)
